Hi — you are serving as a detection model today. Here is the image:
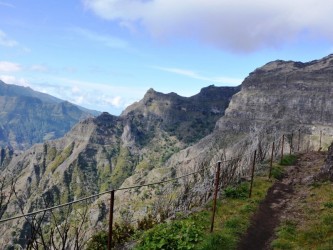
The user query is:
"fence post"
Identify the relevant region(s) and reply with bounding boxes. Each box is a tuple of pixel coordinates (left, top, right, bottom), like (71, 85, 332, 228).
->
(280, 135, 285, 164)
(249, 150, 257, 198)
(298, 129, 301, 152)
(290, 132, 293, 155)
(319, 130, 322, 151)
(269, 142, 275, 179)
(108, 190, 115, 250)
(210, 161, 221, 233)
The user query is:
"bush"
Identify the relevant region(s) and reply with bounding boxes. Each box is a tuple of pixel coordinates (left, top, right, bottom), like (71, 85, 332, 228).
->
(224, 183, 249, 199)
(136, 220, 203, 250)
(86, 231, 108, 250)
(280, 155, 297, 166)
(271, 165, 284, 180)
(86, 222, 135, 249)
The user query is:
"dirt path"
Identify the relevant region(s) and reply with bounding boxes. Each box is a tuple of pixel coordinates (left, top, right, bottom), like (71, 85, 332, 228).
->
(237, 151, 326, 250)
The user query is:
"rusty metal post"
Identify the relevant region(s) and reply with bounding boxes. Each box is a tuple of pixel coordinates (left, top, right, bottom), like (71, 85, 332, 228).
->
(249, 150, 257, 198)
(319, 130, 322, 150)
(298, 129, 301, 152)
(108, 190, 115, 250)
(290, 133, 293, 155)
(210, 161, 221, 233)
(269, 142, 275, 179)
(280, 135, 285, 164)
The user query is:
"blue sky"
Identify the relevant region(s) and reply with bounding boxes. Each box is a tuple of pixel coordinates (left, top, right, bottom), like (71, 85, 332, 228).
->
(1, 0, 333, 115)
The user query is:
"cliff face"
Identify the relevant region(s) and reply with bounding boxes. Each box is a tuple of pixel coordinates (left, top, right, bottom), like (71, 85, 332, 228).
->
(166, 55, 333, 176)
(217, 55, 333, 133)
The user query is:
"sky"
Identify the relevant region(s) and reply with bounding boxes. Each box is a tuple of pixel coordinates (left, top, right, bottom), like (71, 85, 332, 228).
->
(1, 0, 333, 115)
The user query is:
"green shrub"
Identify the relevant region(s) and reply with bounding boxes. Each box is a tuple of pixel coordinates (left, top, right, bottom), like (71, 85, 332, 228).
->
(86, 231, 108, 250)
(324, 202, 333, 209)
(271, 165, 284, 179)
(280, 155, 297, 166)
(136, 220, 203, 250)
(87, 222, 135, 249)
(224, 183, 249, 199)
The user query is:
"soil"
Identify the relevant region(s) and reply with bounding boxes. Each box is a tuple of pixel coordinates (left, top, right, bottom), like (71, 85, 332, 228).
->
(237, 151, 327, 250)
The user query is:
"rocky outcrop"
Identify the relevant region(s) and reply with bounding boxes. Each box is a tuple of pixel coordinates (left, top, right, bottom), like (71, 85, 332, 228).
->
(122, 85, 240, 144)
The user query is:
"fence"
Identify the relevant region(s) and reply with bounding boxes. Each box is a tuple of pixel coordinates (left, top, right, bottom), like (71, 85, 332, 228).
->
(0, 128, 328, 249)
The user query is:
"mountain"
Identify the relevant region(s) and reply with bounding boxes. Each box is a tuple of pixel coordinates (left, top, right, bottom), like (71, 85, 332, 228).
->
(0, 85, 239, 247)
(2, 54, 333, 247)
(166, 54, 333, 173)
(0, 80, 100, 150)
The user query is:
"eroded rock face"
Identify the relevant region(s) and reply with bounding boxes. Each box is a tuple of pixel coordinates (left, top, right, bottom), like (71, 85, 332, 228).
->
(217, 54, 333, 133)
(167, 54, 333, 176)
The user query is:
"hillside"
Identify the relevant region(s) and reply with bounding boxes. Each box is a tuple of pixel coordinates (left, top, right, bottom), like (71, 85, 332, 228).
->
(0, 85, 239, 248)
(0, 80, 99, 151)
(1, 54, 333, 248)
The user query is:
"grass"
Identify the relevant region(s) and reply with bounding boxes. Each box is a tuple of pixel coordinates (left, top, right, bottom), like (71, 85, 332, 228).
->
(272, 181, 333, 250)
(280, 154, 297, 166)
(135, 177, 274, 250)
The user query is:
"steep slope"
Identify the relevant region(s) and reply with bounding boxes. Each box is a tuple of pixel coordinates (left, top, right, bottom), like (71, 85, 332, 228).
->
(0, 85, 239, 247)
(0, 80, 99, 150)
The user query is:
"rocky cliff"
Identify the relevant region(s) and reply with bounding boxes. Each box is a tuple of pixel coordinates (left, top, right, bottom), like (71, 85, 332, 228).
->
(166, 55, 333, 174)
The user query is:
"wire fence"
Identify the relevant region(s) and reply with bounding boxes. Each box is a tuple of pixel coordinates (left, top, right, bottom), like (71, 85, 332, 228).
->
(0, 128, 329, 249)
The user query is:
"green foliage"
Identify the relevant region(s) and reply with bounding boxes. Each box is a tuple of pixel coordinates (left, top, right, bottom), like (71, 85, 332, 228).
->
(271, 165, 284, 179)
(110, 147, 133, 188)
(86, 231, 108, 250)
(137, 214, 158, 231)
(198, 233, 235, 250)
(223, 183, 249, 199)
(280, 155, 297, 166)
(87, 222, 135, 249)
(136, 220, 203, 250)
(46, 146, 57, 162)
(324, 202, 333, 208)
(113, 222, 135, 246)
(48, 143, 74, 173)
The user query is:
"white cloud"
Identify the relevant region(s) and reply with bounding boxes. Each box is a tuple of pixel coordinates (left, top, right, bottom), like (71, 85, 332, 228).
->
(83, 0, 333, 52)
(104, 96, 122, 107)
(29, 77, 147, 113)
(0, 75, 30, 87)
(0, 61, 22, 72)
(154, 66, 242, 85)
(0, 30, 18, 47)
(72, 27, 129, 49)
